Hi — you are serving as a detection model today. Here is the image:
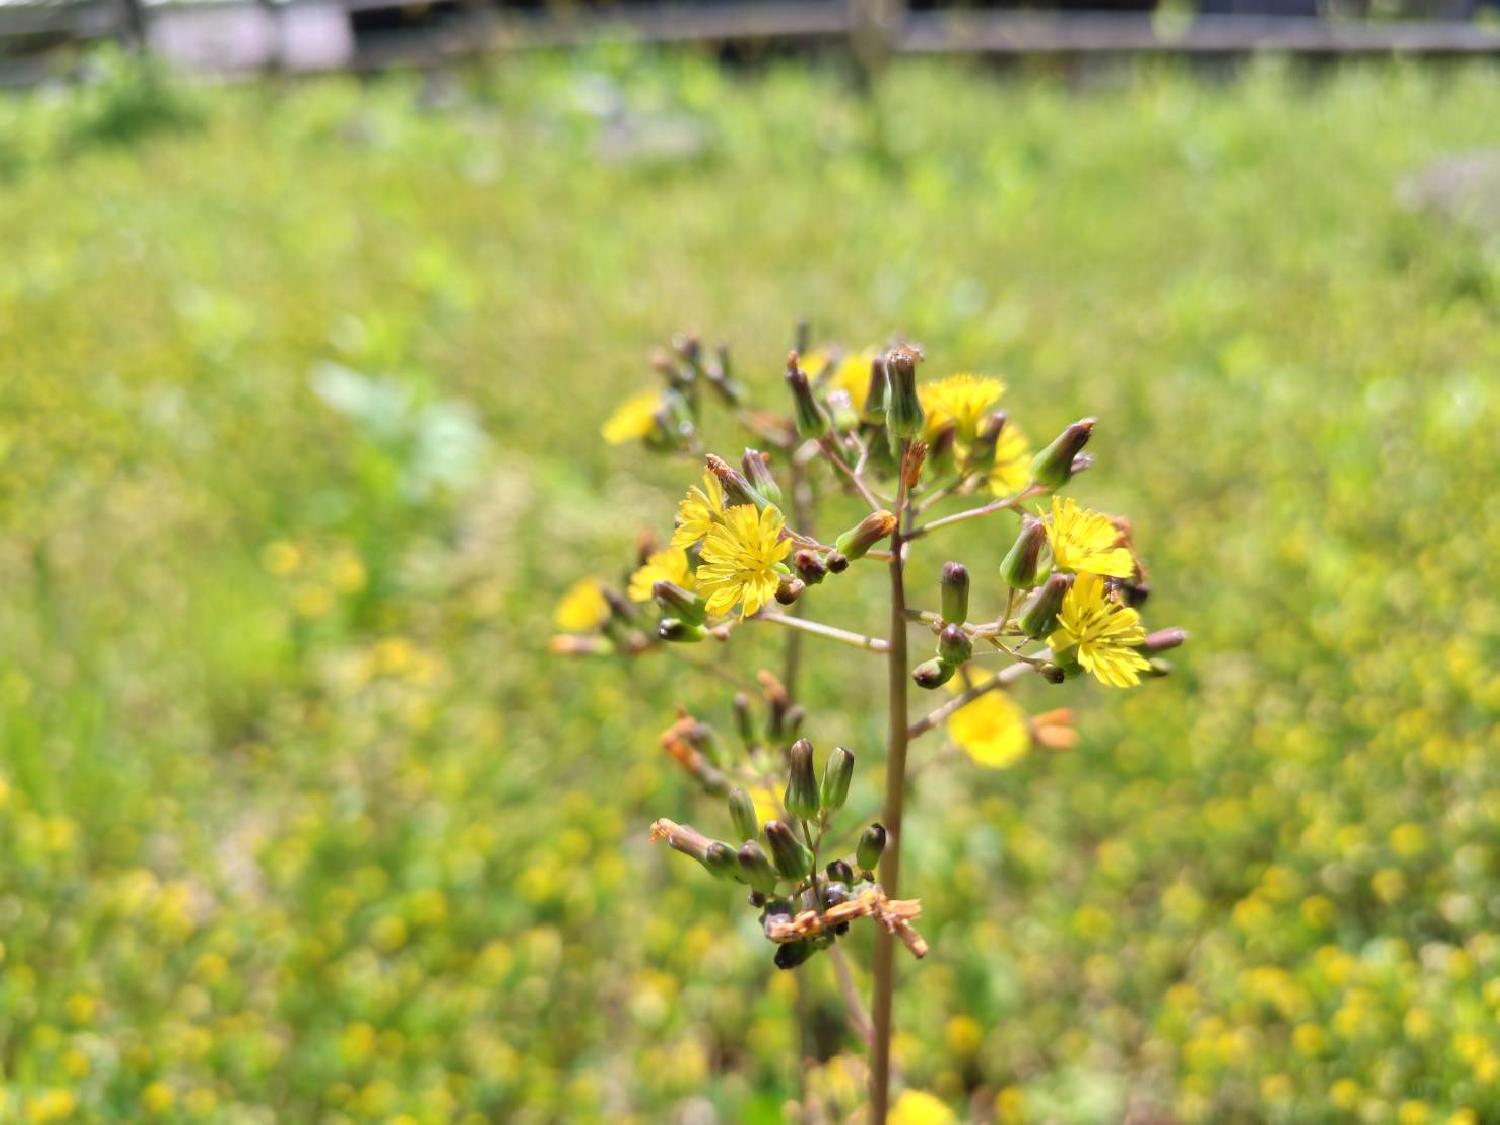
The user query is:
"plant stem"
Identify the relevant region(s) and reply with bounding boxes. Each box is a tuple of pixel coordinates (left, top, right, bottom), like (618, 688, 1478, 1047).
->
(908, 483, 1044, 539)
(756, 612, 891, 653)
(905, 656, 1045, 739)
(869, 441, 912, 1122)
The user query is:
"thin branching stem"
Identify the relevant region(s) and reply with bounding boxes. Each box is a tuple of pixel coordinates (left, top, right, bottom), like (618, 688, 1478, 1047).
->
(755, 611, 890, 653)
(908, 483, 1045, 538)
(906, 656, 1046, 740)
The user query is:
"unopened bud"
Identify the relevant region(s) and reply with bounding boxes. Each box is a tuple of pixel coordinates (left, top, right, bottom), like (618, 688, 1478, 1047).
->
(1018, 573, 1072, 639)
(820, 746, 855, 812)
(653, 580, 706, 624)
(835, 510, 897, 561)
(1140, 627, 1187, 653)
(1039, 663, 1066, 685)
(705, 453, 766, 509)
(794, 549, 828, 586)
(785, 739, 820, 821)
(885, 346, 925, 439)
(856, 823, 886, 874)
(704, 841, 739, 881)
(967, 412, 1007, 475)
(733, 692, 755, 747)
(765, 820, 814, 880)
(658, 618, 706, 643)
(742, 448, 782, 505)
(706, 342, 745, 406)
(825, 551, 850, 574)
(941, 562, 969, 624)
(863, 354, 888, 422)
(728, 786, 759, 842)
(602, 587, 635, 624)
(826, 859, 855, 886)
(786, 354, 830, 438)
(937, 623, 972, 665)
(775, 576, 805, 606)
(784, 704, 806, 741)
(912, 657, 956, 690)
(1000, 516, 1047, 590)
(1029, 418, 1094, 489)
(826, 388, 861, 433)
(737, 841, 780, 894)
(1070, 452, 1095, 477)
(774, 940, 817, 970)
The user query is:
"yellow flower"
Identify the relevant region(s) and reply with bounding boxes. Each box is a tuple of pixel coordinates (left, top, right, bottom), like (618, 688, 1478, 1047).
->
(828, 351, 879, 413)
(670, 472, 725, 549)
(748, 784, 781, 825)
(627, 548, 695, 603)
(889, 1089, 956, 1125)
(919, 373, 1005, 440)
(1049, 572, 1149, 688)
(553, 578, 610, 631)
(1045, 495, 1134, 578)
(988, 422, 1033, 497)
(696, 504, 791, 619)
(948, 691, 1030, 768)
(601, 389, 663, 445)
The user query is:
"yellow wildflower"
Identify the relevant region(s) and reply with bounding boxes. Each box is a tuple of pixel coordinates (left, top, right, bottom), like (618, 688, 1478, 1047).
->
(670, 472, 725, 549)
(948, 691, 1030, 768)
(828, 351, 879, 413)
(988, 422, 1033, 497)
(1045, 495, 1134, 578)
(889, 1089, 956, 1125)
(627, 548, 695, 603)
(553, 578, 609, 631)
(919, 373, 1005, 440)
(696, 504, 791, 619)
(1049, 572, 1149, 688)
(601, 389, 663, 445)
(748, 784, 781, 825)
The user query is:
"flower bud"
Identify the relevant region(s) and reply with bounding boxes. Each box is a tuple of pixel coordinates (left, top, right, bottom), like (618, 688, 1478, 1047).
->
(1018, 573, 1072, 639)
(784, 739, 820, 821)
(704, 841, 740, 881)
(705, 453, 767, 510)
(937, 623, 972, 665)
(967, 411, 1007, 475)
(834, 510, 897, 561)
(737, 841, 780, 894)
(774, 940, 817, 970)
(885, 346, 925, 439)
(1039, 662, 1067, 685)
(658, 618, 706, 643)
(765, 820, 814, 880)
(999, 516, 1047, 590)
(775, 576, 805, 606)
(653, 580, 706, 625)
(825, 551, 850, 574)
(706, 342, 745, 406)
(820, 746, 855, 812)
(912, 657, 955, 690)
(1029, 418, 1094, 490)
(862, 354, 888, 422)
(856, 822, 886, 874)
(742, 448, 782, 505)
(728, 786, 759, 842)
(786, 354, 830, 439)
(941, 561, 969, 624)
(733, 692, 755, 748)
(826, 859, 855, 886)
(827, 388, 861, 433)
(784, 704, 806, 741)
(1140, 627, 1187, 653)
(794, 549, 828, 586)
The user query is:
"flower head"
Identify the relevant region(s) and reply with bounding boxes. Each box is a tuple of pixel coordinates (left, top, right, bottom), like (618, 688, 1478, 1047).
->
(947, 690, 1030, 769)
(553, 578, 609, 631)
(1049, 572, 1149, 688)
(1045, 495, 1134, 578)
(627, 548, 695, 603)
(988, 422, 1032, 497)
(919, 374, 1005, 440)
(889, 1089, 956, 1125)
(601, 389, 663, 445)
(670, 472, 725, 549)
(827, 351, 879, 413)
(696, 504, 792, 619)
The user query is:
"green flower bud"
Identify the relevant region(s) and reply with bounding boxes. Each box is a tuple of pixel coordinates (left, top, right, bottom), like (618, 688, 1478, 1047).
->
(884, 346, 924, 439)
(765, 820, 814, 880)
(653, 580, 706, 625)
(1029, 418, 1094, 490)
(1018, 573, 1073, 640)
(967, 411, 1007, 476)
(862, 354, 889, 422)
(704, 841, 739, 881)
(741, 448, 782, 505)
(937, 623, 972, 665)
(1000, 516, 1047, 590)
(912, 657, 955, 690)
(728, 786, 758, 842)
(786, 355, 830, 439)
(737, 841, 780, 894)
(941, 561, 969, 624)
(820, 746, 855, 812)
(774, 940, 817, 970)
(733, 693, 755, 747)
(834, 510, 897, 562)
(784, 704, 806, 741)
(658, 618, 706, 643)
(705, 453, 767, 510)
(826, 859, 855, 885)
(856, 822, 886, 874)
(784, 739, 820, 821)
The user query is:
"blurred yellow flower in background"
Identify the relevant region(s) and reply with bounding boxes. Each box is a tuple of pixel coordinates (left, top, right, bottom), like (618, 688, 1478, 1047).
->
(889, 1088, 956, 1125)
(988, 422, 1032, 496)
(1050, 573, 1149, 688)
(628, 548, 695, 603)
(828, 351, 879, 412)
(1045, 496, 1134, 578)
(696, 504, 790, 618)
(948, 691, 1030, 768)
(601, 389, 663, 445)
(920, 373, 1005, 439)
(553, 578, 609, 631)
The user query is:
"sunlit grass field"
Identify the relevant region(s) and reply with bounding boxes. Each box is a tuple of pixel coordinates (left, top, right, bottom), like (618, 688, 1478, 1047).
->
(3, 51, 1500, 1122)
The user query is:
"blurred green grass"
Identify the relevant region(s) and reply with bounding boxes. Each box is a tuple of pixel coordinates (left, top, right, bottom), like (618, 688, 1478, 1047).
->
(1, 49, 1499, 1122)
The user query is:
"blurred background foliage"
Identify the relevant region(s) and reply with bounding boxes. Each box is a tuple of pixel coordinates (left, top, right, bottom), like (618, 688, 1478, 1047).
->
(1, 47, 1500, 1123)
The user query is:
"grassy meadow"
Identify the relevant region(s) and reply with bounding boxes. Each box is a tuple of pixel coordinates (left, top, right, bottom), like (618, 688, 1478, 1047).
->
(2, 49, 1500, 1122)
